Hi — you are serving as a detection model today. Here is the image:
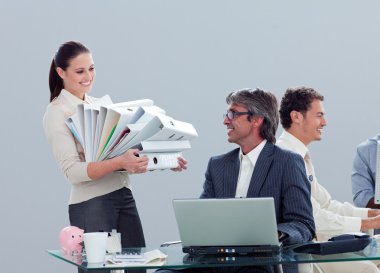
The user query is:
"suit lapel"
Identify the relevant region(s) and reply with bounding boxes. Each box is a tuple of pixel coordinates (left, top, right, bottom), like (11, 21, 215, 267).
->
(247, 142, 274, 197)
(223, 149, 240, 198)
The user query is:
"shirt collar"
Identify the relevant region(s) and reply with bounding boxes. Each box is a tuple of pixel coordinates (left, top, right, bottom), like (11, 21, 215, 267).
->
(278, 130, 309, 158)
(60, 89, 91, 107)
(239, 139, 267, 165)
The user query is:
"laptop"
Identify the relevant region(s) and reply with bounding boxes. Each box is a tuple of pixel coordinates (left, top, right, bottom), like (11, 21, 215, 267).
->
(172, 197, 280, 256)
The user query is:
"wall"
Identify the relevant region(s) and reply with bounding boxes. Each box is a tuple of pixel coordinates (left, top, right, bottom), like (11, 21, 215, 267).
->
(1, 1, 380, 272)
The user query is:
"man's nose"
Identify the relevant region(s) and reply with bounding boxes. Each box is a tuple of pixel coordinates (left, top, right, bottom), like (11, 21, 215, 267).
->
(322, 116, 327, 126)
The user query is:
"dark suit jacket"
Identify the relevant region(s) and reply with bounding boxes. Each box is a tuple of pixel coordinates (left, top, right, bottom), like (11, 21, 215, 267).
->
(200, 142, 315, 244)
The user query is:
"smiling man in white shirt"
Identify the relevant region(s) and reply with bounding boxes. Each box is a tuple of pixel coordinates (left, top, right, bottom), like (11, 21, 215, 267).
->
(277, 86, 380, 273)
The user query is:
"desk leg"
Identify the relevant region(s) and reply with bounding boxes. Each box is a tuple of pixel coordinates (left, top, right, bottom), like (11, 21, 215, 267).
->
(275, 265, 283, 273)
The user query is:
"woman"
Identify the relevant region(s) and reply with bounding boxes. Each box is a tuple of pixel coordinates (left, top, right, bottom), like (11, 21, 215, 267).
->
(43, 41, 186, 272)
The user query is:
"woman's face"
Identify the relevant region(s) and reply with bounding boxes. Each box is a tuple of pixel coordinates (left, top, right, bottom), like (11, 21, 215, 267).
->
(57, 52, 95, 100)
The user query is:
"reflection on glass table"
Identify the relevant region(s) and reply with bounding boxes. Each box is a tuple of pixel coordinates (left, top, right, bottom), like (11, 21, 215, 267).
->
(47, 238, 380, 271)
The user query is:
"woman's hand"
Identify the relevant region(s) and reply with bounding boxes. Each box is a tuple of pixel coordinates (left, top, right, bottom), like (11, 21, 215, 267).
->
(119, 149, 149, 174)
(171, 157, 188, 172)
(87, 149, 148, 180)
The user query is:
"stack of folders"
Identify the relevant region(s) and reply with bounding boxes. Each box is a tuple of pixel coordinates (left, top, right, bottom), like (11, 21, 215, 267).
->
(66, 95, 198, 170)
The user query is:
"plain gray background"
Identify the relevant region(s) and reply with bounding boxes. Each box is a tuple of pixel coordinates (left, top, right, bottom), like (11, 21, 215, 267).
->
(1, 1, 380, 272)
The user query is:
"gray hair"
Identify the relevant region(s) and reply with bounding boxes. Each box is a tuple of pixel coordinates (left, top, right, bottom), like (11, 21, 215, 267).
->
(226, 88, 279, 143)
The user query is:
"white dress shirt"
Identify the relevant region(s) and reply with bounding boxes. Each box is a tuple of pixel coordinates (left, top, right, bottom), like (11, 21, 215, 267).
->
(235, 140, 267, 198)
(277, 131, 368, 241)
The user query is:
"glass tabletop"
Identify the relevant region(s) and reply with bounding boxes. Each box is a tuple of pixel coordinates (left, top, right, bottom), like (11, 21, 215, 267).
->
(47, 238, 380, 270)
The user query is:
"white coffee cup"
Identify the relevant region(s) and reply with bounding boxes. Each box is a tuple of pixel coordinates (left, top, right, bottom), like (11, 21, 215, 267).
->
(84, 232, 108, 263)
(107, 229, 122, 253)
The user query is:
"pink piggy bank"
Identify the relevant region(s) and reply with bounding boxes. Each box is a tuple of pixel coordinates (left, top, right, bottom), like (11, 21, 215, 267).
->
(59, 226, 84, 255)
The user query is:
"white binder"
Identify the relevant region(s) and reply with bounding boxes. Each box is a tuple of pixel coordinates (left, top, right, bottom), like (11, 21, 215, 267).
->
(139, 152, 183, 170)
(65, 97, 198, 170)
(134, 140, 191, 153)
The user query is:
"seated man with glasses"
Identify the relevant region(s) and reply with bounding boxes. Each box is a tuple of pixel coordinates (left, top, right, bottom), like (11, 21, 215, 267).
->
(157, 88, 315, 273)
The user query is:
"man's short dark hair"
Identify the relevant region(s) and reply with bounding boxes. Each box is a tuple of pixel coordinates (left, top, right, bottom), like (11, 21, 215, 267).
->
(226, 88, 279, 143)
(279, 86, 324, 129)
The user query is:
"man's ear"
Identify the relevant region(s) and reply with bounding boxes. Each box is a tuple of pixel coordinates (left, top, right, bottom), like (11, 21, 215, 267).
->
(290, 110, 303, 124)
(251, 116, 264, 128)
(56, 67, 65, 80)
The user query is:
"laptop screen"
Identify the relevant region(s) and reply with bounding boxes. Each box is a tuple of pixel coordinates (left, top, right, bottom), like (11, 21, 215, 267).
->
(173, 198, 279, 248)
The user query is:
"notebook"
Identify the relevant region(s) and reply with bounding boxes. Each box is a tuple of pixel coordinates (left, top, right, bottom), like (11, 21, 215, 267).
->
(172, 198, 280, 255)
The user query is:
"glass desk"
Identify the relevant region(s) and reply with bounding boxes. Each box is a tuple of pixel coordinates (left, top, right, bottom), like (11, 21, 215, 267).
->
(48, 239, 380, 271)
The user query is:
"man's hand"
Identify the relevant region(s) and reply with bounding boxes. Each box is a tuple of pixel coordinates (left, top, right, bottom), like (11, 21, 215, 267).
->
(368, 209, 380, 218)
(361, 214, 380, 230)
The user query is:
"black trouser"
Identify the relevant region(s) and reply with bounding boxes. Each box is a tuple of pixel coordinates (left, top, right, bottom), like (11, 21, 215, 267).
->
(69, 187, 146, 273)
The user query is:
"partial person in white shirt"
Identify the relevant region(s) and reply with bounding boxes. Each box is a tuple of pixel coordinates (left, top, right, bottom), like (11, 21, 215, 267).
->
(277, 86, 380, 273)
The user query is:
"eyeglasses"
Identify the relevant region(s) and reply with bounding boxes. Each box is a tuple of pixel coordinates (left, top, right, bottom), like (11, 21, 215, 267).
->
(223, 110, 252, 120)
